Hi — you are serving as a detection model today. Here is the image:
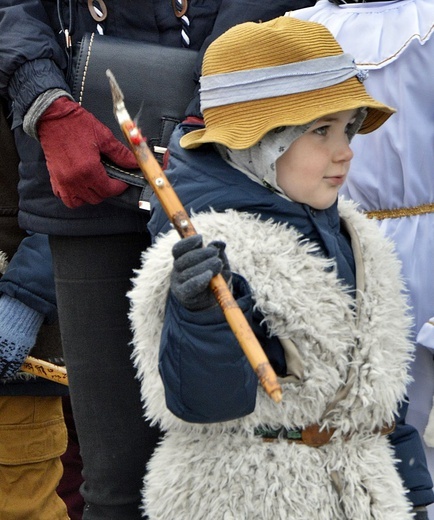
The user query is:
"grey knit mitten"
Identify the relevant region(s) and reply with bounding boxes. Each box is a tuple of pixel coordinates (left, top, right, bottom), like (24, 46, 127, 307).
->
(170, 234, 231, 311)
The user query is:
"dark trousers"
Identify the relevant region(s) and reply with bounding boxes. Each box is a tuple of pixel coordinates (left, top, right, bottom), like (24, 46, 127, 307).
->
(50, 233, 161, 520)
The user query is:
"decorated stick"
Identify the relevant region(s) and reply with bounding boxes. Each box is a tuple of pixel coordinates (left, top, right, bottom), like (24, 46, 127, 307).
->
(21, 356, 68, 386)
(106, 69, 282, 404)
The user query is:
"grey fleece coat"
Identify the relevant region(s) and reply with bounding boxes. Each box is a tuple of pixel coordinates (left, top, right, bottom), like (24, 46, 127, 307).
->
(129, 201, 414, 519)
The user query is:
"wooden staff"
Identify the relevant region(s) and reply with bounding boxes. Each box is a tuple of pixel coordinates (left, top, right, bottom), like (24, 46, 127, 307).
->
(106, 69, 282, 403)
(21, 356, 68, 386)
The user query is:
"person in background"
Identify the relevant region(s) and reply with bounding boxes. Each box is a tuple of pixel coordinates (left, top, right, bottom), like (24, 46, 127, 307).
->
(128, 16, 433, 519)
(57, 394, 85, 520)
(0, 2, 315, 518)
(291, 1, 434, 517)
(0, 98, 70, 519)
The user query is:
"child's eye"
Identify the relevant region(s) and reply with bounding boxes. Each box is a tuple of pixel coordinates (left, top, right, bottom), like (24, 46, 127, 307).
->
(313, 125, 328, 136)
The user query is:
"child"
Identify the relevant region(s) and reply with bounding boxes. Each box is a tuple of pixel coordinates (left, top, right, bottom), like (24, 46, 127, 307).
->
(129, 17, 418, 519)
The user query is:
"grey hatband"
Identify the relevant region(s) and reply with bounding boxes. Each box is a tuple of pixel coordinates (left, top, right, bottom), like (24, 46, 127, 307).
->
(200, 53, 367, 111)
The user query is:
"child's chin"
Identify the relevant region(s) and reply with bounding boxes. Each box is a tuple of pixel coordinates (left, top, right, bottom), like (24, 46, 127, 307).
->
(311, 198, 338, 211)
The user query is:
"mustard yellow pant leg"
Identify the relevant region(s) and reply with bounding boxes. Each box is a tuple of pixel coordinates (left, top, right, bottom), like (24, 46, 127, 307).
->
(0, 395, 69, 520)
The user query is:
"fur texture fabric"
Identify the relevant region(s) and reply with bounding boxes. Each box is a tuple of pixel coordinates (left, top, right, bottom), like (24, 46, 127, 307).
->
(129, 198, 414, 519)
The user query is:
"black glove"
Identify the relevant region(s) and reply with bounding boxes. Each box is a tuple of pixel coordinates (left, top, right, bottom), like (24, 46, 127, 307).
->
(170, 234, 231, 311)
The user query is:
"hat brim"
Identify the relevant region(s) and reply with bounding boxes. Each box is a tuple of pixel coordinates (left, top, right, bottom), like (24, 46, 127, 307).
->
(181, 76, 395, 150)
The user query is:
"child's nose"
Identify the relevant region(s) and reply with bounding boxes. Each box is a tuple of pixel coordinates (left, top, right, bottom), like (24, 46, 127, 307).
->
(335, 139, 354, 163)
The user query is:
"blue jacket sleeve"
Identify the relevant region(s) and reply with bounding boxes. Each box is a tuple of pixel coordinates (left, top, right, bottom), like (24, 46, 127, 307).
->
(159, 273, 258, 423)
(0, 232, 57, 323)
(388, 399, 434, 507)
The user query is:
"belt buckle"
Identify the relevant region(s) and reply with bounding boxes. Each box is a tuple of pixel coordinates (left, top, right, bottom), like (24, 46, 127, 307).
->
(301, 424, 335, 447)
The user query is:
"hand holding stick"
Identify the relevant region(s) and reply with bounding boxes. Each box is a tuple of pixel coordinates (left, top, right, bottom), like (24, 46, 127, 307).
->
(106, 69, 282, 403)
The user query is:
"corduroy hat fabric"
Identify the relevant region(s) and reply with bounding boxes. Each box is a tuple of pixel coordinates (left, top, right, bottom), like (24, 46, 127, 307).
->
(180, 16, 395, 150)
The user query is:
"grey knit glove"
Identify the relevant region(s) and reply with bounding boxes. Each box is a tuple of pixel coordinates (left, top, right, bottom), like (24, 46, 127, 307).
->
(171, 234, 231, 311)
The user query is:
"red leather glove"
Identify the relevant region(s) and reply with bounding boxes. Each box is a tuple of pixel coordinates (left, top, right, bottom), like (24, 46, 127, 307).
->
(37, 96, 138, 208)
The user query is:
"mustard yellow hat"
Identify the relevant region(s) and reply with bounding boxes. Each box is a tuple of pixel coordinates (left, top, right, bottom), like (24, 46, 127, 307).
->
(181, 16, 395, 150)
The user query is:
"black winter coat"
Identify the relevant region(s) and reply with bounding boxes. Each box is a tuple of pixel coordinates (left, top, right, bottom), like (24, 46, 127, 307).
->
(0, 0, 316, 236)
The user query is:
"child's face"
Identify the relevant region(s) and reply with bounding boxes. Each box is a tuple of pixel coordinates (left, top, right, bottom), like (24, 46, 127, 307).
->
(276, 109, 356, 210)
